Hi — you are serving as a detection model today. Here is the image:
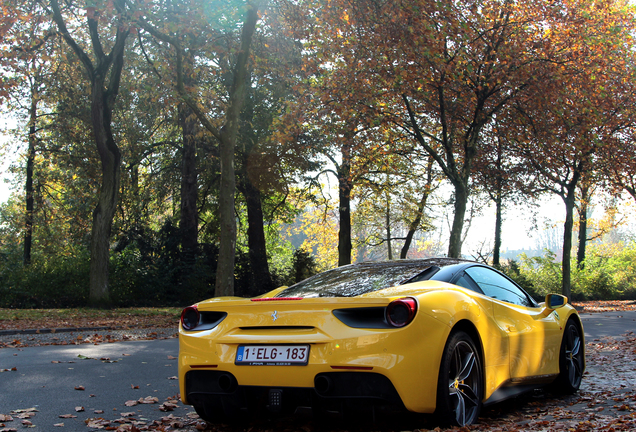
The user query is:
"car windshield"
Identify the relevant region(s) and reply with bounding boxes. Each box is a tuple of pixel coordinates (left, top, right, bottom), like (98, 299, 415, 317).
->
(275, 260, 444, 298)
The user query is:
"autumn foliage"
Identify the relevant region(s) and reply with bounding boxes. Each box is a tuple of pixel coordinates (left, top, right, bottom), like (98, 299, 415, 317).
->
(0, 0, 636, 306)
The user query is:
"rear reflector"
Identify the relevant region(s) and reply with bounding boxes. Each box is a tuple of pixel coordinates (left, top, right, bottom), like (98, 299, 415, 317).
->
(330, 366, 374, 371)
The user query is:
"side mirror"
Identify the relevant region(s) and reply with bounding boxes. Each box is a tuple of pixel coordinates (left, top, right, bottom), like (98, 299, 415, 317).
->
(545, 293, 567, 309)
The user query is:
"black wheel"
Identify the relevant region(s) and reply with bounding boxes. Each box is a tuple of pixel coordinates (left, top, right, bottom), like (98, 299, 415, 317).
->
(553, 319, 584, 393)
(436, 331, 482, 427)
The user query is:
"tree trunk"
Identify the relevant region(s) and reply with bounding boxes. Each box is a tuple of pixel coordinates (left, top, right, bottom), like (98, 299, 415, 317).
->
(561, 191, 576, 301)
(179, 103, 199, 257)
(338, 142, 352, 266)
(24, 93, 37, 266)
(386, 190, 392, 260)
(400, 193, 425, 259)
(448, 182, 469, 258)
(88, 74, 122, 307)
(492, 139, 504, 267)
(493, 192, 503, 267)
(239, 179, 274, 296)
(577, 185, 590, 269)
(214, 4, 258, 297)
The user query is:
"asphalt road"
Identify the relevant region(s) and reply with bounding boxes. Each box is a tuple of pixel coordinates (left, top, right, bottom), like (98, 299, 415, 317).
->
(1, 311, 635, 431)
(0, 338, 185, 430)
(580, 310, 636, 340)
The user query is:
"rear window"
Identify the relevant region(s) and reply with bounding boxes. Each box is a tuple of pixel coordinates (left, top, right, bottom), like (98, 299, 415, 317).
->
(275, 261, 437, 298)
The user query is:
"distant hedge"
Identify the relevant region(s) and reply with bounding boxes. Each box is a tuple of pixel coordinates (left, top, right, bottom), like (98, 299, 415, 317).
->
(0, 243, 318, 309)
(499, 242, 636, 301)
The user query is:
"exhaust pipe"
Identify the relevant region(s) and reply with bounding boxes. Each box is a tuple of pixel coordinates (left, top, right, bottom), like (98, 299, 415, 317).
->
(314, 375, 333, 396)
(218, 373, 237, 393)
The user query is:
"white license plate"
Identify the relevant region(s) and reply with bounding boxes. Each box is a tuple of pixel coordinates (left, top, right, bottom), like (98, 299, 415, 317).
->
(235, 345, 310, 365)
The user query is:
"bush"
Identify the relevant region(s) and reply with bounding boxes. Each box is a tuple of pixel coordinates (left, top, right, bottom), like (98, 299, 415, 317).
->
(0, 221, 320, 308)
(513, 250, 563, 300)
(0, 249, 90, 308)
(506, 243, 636, 301)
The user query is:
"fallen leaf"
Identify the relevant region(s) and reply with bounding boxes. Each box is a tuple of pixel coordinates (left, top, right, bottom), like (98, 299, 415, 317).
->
(74, 386, 85, 391)
(159, 403, 177, 412)
(11, 409, 37, 414)
(58, 414, 77, 419)
(53, 423, 64, 427)
(75, 407, 84, 412)
(167, 355, 177, 360)
(85, 417, 110, 428)
(138, 396, 159, 404)
(124, 401, 138, 407)
(131, 385, 139, 389)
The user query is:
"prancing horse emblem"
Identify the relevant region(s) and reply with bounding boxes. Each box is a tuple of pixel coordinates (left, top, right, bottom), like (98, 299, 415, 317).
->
(271, 311, 278, 322)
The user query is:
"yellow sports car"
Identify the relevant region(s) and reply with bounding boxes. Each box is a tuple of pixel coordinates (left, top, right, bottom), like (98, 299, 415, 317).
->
(178, 258, 584, 426)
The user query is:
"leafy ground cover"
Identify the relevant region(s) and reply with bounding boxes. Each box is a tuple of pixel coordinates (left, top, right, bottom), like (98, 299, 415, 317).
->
(0, 307, 181, 331)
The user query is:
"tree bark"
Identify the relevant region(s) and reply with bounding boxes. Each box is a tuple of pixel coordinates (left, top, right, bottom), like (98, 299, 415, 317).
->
(214, 4, 258, 297)
(239, 178, 274, 296)
(448, 182, 469, 258)
(576, 185, 590, 269)
(385, 190, 392, 260)
(88, 71, 123, 307)
(492, 140, 504, 267)
(338, 142, 353, 266)
(562, 189, 576, 301)
(179, 103, 199, 257)
(493, 192, 503, 267)
(24, 92, 37, 266)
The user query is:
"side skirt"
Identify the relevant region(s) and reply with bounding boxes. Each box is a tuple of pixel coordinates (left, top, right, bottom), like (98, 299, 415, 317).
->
(484, 374, 558, 406)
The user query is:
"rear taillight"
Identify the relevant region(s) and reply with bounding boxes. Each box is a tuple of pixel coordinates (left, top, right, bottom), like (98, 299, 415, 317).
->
(386, 297, 417, 327)
(181, 305, 200, 330)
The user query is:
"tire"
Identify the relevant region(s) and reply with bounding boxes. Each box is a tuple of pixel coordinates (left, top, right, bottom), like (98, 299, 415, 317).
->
(435, 330, 483, 427)
(553, 319, 584, 394)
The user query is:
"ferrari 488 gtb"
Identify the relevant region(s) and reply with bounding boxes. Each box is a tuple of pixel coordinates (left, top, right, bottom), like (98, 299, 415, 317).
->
(178, 258, 584, 426)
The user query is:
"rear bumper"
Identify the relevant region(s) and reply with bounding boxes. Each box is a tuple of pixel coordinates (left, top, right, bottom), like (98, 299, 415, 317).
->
(185, 369, 404, 417)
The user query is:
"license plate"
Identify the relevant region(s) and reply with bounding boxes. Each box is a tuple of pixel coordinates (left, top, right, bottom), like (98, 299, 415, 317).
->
(235, 345, 310, 365)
